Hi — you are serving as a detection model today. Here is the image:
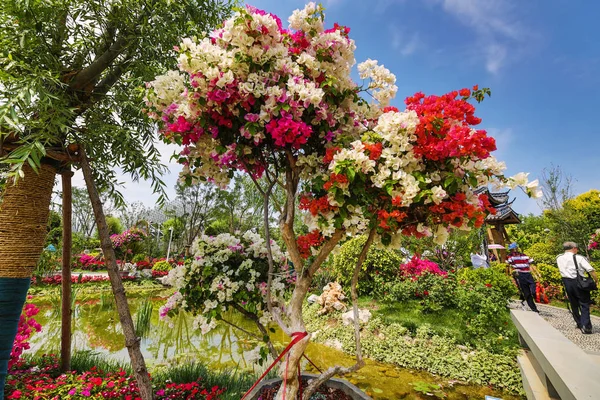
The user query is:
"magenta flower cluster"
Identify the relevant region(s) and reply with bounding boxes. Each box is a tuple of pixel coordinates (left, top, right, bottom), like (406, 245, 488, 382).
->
(9, 301, 41, 370)
(110, 228, 147, 249)
(398, 255, 446, 279)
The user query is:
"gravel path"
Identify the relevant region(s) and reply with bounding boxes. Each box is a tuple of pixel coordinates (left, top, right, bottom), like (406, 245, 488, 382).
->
(509, 300, 600, 354)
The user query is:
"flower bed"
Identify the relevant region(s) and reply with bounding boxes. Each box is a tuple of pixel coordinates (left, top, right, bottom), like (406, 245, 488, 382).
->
(5, 355, 224, 400)
(31, 275, 136, 286)
(152, 270, 169, 278)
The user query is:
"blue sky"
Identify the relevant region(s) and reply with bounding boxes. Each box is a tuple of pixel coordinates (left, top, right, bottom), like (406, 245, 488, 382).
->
(72, 0, 600, 216)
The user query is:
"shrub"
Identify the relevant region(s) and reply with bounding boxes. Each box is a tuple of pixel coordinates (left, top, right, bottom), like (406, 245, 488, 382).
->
(456, 264, 517, 300)
(131, 254, 148, 264)
(152, 260, 172, 272)
(536, 263, 562, 286)
(417, 272, 459, 313)
(332, 235, 403, 296)
(72, 233, 100, 255)
(303, 305, 523, 394)
(525, 241, 558, 265)
(311, 259, 337, 292)
(5, 358, 225, 400)
(34, 251, 60, 278)
(378, 278, 418, 303)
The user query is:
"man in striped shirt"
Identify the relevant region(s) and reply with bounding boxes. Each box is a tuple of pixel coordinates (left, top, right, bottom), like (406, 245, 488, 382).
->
(507, 242, 539, 313)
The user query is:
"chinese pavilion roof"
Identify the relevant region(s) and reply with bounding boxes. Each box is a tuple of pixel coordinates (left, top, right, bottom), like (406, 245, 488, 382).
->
(475, 187, 521, 225)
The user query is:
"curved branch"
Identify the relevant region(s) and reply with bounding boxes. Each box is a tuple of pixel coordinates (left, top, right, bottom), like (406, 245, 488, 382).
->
(262, 178, 291, 335)
(69, 36, 128, 91)
(307, 229, 344, 277)
(231, 303, 278, 359)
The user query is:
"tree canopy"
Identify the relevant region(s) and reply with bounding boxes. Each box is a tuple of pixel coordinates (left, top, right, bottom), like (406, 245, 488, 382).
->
(0, 0, 235, 202)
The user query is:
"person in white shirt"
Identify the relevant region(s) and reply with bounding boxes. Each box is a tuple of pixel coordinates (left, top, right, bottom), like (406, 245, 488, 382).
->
(556, 242, 599, 334)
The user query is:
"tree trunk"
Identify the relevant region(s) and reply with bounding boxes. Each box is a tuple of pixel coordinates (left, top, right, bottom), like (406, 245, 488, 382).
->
(61, 169, 73, 372)
(79, 153, 154, 400)
(0, 163, 56, 399)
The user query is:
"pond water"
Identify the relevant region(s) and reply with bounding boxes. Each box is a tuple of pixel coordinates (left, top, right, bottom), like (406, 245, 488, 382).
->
(27, 288, 520, 400)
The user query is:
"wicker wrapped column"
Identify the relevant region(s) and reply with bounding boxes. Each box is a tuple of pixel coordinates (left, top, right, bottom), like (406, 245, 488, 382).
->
(0, 163, 56, 399)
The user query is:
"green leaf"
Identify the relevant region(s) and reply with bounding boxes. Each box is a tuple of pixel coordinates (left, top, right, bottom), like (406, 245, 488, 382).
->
(346, 167, 356, 182)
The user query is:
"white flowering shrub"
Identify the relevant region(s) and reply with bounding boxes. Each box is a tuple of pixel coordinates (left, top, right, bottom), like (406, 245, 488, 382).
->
(159, 232, 293, 335)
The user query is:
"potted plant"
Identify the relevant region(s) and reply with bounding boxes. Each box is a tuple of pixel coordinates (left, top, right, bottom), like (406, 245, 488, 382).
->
(146, 3, 541, 399)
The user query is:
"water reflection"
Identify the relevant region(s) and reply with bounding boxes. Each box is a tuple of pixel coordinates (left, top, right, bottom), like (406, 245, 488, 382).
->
(27, 290, 520, 399)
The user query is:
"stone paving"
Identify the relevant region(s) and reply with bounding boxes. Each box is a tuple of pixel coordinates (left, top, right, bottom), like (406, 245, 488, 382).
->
(509, 300, 600, 354)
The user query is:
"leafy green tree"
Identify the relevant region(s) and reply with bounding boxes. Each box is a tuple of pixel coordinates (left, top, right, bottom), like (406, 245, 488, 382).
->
(45, 209, 62, 247)
(105, 215, 124, 236)
(162, 182, 220, 254)
(214, 175, 264, 234)
(545, 190, 600, 258)
(506, 214, 550, 252)
(161, 217, 185, 256)
(0, 1, 234, 397)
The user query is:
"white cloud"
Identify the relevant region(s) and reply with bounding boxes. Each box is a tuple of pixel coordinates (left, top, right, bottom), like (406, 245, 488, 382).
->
(391, 28, 421, 56)
(434, 0, 531, 74)
(373, 0, 406, 14)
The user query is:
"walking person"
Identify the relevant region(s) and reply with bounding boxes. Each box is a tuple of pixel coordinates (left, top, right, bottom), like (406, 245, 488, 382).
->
(557, 242, 599, 334)
(507, 242, 539, 313)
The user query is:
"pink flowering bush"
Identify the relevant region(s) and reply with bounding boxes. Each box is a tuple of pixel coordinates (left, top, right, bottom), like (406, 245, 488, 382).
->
(78, 253, 97, 266)
(8, 302, 41, 370)
(110, 228, 147, 250)
(110, 228, 147, 264)
(5, 356, 224, 400)
(398, 255, 446, 280)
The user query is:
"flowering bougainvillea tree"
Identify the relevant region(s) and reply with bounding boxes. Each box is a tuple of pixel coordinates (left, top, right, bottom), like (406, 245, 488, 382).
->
(110, 228, 147, 267)
(145, 3, 541, 399)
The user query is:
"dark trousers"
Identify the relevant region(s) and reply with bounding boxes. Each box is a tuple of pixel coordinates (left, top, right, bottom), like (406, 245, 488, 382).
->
(563, 278, 592, 329)
(517, 272, 538, 312)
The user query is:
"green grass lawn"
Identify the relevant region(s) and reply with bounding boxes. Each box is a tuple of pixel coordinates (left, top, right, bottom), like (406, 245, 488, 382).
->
(357, 297, 519, 348)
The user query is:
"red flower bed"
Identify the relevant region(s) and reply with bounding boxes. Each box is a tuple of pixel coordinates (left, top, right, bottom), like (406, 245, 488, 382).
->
(31, 274, 135, 286)
(5, 355, 224, 400)
(152, 270, 169, 278)
(78, 261, 106, 271)
(135, 260, 151, 270)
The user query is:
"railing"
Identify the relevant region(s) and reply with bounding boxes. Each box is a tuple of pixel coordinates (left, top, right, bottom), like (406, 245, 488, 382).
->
(510, 309, 600, 400)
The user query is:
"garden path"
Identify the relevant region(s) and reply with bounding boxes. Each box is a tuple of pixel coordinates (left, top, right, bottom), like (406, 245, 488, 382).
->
(510, 300, 600, 354)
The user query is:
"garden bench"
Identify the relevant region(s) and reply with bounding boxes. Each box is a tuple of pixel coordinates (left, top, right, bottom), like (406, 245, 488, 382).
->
(510, 309, 600, 400)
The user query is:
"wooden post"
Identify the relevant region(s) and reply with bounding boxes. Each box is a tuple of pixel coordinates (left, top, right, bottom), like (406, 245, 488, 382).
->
(79, 149, 154, 400)
(60, 169, 74, 372)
